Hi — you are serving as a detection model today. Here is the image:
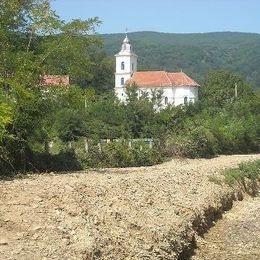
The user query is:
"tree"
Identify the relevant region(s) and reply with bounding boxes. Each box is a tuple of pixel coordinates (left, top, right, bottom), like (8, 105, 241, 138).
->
(84, 50, 114, 93)
(56, 109, 85, 147)
(39, 18, 103, 87)
(0, 89, 13, 142)
(84, 92, 129, 139)
(200, 70, 253, 108)
(125, 85, 156, 138)
(0, 0, 103, 171)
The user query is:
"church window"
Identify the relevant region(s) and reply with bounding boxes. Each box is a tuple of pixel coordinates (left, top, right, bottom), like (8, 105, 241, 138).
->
(121, 62, 125, 70)
(121, 77, 125, 85)
(184, 96, 188, 105)
(164, 97, 168, 105)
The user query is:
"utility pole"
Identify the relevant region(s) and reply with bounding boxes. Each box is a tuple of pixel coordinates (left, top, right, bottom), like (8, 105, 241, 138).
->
(84, 96, 87, 109)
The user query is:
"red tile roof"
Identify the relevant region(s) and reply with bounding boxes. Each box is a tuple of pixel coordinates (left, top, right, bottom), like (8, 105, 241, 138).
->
(41, 75, 70, 86)
(127, 71, 199, 88)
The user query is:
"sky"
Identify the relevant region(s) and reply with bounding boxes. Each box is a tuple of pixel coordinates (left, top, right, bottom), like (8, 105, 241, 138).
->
(51, 0, 260, 34)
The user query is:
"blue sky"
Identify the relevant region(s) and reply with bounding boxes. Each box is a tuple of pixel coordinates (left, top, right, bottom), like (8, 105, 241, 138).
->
(51, 0, 260, 34)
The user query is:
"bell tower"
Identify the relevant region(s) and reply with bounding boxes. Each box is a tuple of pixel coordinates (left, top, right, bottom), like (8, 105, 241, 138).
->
(115, 32, 138, 100)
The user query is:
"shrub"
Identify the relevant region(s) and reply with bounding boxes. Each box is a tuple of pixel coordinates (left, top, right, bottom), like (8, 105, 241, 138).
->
(164, 126, 218, 159)
(224, 168, 244, 186)
(223, 160, 260, 195)
(31, 150, 83, 172)
(77, 140, 163, 168)
(239, 160, 260, 181)
(208, 175, 222, 185)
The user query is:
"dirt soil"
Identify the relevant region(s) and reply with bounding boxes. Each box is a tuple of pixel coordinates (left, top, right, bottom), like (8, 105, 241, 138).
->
(191, 196, 260, 260)
(0, 154, 259, 260)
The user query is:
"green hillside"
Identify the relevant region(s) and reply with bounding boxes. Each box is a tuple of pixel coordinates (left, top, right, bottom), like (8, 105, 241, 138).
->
(101, 31, 260, 88)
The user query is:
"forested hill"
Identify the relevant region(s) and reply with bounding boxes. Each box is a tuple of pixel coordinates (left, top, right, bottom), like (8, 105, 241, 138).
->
(101, 31, 260, 89)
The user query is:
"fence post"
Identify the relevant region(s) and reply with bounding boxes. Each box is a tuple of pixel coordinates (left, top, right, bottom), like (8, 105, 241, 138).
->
(49, 141, 54, 148)
(149, 139, 153, 149)
(84, 137, 89, 154)
(98, 142, 102, 152)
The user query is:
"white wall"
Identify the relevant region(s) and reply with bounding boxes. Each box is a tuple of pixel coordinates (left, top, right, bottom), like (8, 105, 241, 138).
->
(115, 85, 199, 106)
(115, 55, 137, 89)
(115, 88, 127, 102)
(173, 86, 198, 106)
(138, 86, 198, 107)
(115, 55, 137, 73)
(115, 74, 131, 89)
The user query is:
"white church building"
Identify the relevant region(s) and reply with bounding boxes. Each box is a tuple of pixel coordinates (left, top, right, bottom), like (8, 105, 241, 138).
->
(115, 34, 199, 107)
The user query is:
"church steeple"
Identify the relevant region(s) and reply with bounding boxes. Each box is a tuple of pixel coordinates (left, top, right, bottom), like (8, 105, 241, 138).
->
(119, 32, 135, 54)
(114, 32, 138, 100)
(123, 32, 129, 43)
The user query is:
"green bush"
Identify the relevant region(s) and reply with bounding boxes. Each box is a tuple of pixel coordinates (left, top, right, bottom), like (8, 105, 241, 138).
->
(223, 160, 260, 195)
(77, 140, 163, 168)
(239, 160, 260, 181)
(224, 168, 244, 186)
(164, 126, 218, 159)
(30, 150, 83, 172)
(208, 175, 222, 185)
(0, 146, 14, 176)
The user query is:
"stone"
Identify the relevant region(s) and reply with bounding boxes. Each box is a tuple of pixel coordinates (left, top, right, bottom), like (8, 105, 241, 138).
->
(70, 230, 76, 236)
(32, 234, 40, 240)
(65, 185, 74, 191)
(33, 226, 42, 231)
(0, 239, 8, 246)
(34, 197, 43, 203)
(93, 217, 100, 225)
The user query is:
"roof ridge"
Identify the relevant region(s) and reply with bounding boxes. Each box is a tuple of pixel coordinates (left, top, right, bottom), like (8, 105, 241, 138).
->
(182, 71, 199, 86)
(181, 71, 186, 85)
(183, 72, 193, 84)
(137, 70, 165, 72)
(165, 71, 173, 86)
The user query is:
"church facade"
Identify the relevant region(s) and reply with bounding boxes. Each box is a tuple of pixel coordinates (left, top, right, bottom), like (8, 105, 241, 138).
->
(115, 34, 199, 107)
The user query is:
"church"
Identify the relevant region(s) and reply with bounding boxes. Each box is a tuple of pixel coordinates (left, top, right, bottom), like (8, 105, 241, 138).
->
(115, 34, 200, 107)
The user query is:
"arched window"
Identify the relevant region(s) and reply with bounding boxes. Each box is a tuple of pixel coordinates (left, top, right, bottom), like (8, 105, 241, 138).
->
(164, 97, 168, 105)
(121, 62, 125, 70)
(184, 96, 188, 105)
(121, 77, 125, 86)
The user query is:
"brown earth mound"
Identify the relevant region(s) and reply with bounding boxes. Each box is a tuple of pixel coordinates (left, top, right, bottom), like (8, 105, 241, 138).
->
(192, 196, 260, 260)
(0, 154, 259, 260)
